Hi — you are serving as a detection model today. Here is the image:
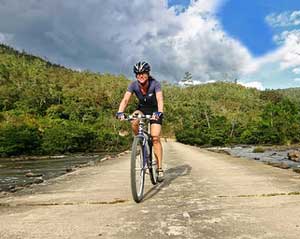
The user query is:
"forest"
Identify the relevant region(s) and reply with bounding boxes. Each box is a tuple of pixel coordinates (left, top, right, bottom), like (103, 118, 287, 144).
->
(1, 43, 300, 157)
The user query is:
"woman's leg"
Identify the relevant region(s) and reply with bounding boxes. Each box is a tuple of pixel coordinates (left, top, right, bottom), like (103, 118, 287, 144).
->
(131, 110, 143, 135)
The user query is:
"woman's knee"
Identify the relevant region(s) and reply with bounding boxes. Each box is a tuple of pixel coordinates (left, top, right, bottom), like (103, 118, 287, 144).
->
(152, 136, 161, 145)
(131, 119, 139, 128)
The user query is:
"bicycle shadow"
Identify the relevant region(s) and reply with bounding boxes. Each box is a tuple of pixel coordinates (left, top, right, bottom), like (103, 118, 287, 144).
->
(143, 164, 192, 201)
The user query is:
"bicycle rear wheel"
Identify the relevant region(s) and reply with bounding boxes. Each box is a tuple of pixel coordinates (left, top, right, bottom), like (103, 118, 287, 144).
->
(131, 137, 146, 203)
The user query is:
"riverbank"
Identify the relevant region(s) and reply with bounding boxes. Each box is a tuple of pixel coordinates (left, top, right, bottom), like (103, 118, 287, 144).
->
(207, 144, 300, 173)
(2, 142, 300, 196)
(0, 151, 127, 195)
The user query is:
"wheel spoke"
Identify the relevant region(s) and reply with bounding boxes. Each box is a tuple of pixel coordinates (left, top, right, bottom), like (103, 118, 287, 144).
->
(131, 137, 146, 202)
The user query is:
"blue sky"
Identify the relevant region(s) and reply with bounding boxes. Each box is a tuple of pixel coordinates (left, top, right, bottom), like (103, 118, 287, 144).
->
(1, 0, 300, 89)
(168, 0, 300, 89)
(218, 0, 300, 56)
(169, 0, 300, 56)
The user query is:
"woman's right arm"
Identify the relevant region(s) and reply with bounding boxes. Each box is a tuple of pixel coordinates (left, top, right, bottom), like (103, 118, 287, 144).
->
(118, 91, 132, 112)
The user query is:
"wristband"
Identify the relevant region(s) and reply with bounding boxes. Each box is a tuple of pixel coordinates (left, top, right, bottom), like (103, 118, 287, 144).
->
(116, 112, 124, 119)
(153, 112, 163, 118)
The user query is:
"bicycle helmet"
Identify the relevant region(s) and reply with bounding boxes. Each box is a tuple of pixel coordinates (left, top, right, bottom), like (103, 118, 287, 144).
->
(133, 61, 151, 74)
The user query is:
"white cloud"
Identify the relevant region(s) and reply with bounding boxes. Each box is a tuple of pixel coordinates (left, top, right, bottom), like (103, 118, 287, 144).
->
(243, 29, 300, 76)
(2, 0, 298, 89)
(273, 29, 300, 45)
(178, 79, 216, 86)
(170, 5, 186, 15)
(189, 0, 224, 14)
(292, 67, 300, 74)
(239, 81, 264, 91)
(266, 11, 300, 28)
(273, 30, 300, 70)
(293, 78, 300, 82)
(0, 32, 14, 44)
(238, 11, 300, 88)
(0, 0, 253, 83)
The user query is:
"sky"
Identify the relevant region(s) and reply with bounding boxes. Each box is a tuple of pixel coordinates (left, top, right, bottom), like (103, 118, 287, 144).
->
(0, 0, 300, 89)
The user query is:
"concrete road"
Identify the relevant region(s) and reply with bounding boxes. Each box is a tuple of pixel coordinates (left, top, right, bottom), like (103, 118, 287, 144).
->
(1, 142, 300, 239)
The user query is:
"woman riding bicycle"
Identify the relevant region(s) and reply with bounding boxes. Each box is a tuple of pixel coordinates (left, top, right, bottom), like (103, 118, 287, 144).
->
(116, 61, 164, 182)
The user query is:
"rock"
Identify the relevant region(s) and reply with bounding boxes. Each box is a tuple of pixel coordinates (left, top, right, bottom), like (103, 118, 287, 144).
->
(273, 163, 290, 169)
(10, 188, 18, 193)
(25, 172, 34, 177)
(210, 149, 231, 155)
(287, 151, 300, 162)
(66, 167, 73, 172)
(265, 162, 290, 169)
(254, 157, 260, 160)
(24, 181, 34, 187)
(219, 150, 231, 155)
(33, 178, 44, 184)
(293, 168, 300, 174)
(253, 147, 265, 153)
(87, 161, 95, 166)
(8, 185, 15, 190)
(9, 186, 24, 193)
(50, 155, 66, 159)
(1, 191, 8, 196)
(25, 172, 43, 177)
(278, 163, 290, 169)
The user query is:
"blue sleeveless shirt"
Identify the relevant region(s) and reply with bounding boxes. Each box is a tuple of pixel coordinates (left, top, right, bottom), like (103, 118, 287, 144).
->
(127, 77, 162, 113)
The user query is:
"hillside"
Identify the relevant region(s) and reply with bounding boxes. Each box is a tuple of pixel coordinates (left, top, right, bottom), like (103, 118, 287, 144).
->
(276, 87, 300, 104)
(1, 44, 300, 156)
(0, 44, 132, 156)
(166, 82, 300, 146)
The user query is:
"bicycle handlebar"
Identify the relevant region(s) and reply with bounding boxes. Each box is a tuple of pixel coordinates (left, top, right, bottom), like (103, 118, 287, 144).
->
(125, 113, 153, 121)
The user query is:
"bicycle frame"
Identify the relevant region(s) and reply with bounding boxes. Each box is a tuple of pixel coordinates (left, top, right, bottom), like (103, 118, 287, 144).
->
(126, 113, 158, 202)
(135, 115, 152, 169)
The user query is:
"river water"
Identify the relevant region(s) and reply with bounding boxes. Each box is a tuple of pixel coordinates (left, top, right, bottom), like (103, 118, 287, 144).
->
(209, 145, 300, 169)
(0, 153, 107, 193)
(2, 146, 300, 194)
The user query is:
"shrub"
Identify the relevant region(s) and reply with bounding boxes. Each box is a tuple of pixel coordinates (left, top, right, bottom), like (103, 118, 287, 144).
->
(240, 128, 260, 144)
(253, 147, 265, 153)
(0, 123, 41, 156)
(41, 120, 97, 154)
(96, 129, 131, 152)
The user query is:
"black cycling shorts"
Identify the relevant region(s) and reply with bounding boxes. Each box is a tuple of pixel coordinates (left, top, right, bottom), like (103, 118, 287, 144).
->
(137, 108, 163, 125)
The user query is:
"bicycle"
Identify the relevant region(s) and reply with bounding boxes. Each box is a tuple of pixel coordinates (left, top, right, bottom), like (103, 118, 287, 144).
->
(125, 113, 158, 203)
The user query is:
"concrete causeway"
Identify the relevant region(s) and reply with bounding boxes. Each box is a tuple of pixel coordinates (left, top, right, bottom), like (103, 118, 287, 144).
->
(1, 141, 300, 238)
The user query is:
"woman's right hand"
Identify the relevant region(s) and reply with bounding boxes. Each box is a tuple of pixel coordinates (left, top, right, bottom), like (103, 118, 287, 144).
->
(115, 112, 125, 120)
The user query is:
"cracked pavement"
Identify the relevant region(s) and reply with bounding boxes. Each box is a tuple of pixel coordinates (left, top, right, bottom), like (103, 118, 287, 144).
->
(1, 142, 300, 238)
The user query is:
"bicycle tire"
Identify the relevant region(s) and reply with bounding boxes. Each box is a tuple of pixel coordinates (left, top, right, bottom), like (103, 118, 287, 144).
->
(147, 138, 158, 185)
(131, 137, 145, 203)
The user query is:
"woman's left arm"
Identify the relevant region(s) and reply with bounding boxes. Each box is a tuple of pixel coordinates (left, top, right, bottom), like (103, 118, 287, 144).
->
(156, 91, 164, 113)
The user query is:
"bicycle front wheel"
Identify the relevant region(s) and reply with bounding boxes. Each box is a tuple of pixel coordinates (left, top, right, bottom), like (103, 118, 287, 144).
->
(147, 142, 158, 185)
(131, 137, 146, 203)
